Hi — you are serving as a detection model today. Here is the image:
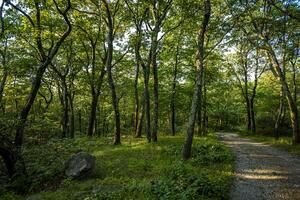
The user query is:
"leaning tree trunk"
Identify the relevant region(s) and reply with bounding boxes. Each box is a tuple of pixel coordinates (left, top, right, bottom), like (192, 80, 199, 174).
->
(268, 50, 300, 144)
(183, 0, 211, 160)
(3, 0, 72, 185)
(15, 61, 50, 147)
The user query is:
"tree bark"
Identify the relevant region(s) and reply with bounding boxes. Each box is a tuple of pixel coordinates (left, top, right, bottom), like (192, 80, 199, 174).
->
(0, 41, 8, 110)
(183, 0, 211, 160)
(88, 93, 98, 136)
(171, 44, 179, 136)
(202, 77, 208, 135)
(61, 79, 69, 138)
(268, 50, 300, 144)
(78, 110, 82, 133)
(135, 99, 145, 138)
(102, 0, 121, 145)
(69, 93, 75, 138)
(151, 28, 159, 142)
(133, 44, 140, 133)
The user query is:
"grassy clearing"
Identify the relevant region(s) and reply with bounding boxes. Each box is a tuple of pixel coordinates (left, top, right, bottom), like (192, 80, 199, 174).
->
(0, 134, 234, 200)
(238, 131, 300, 156)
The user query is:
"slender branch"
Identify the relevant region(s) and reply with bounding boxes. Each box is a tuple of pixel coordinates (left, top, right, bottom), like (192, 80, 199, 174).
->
(5, 0, 35, 27)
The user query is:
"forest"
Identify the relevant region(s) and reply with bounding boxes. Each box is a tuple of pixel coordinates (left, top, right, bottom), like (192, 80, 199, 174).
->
(0, 0, 299, 199)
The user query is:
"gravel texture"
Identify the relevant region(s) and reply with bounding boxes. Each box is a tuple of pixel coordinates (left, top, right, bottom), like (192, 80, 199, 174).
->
(217, 133, 300, 200)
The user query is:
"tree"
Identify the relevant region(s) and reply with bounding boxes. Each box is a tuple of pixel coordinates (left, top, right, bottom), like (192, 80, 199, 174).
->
(183, 0, 211, 160)
(0, 0, 72, 185)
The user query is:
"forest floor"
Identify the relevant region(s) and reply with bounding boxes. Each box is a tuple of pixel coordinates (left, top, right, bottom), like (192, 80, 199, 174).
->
(0, 134, 234, 200)
(217, 132, 300, 200)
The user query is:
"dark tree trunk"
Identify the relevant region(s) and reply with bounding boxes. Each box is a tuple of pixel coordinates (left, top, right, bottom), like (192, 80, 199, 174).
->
(0, 147, 16, 177)
(0, 64, 8, 110)
(135, 94, 145, 138)
(151, 28, 159, 142)
(250, 99, 256, 133)
(183, 0, 211, 160)
(170, 44, 179, 136)
(88, 94, 98, 136)
(78, 110, 82, 133)
(246, 97, 251, 131)
(61, 79, 69, 138)
(202, 79, 207, 135)
(103, 0, 121, 145)
(133, 47, 140, 133)
(69, 94, 75, 138)
(197, 99, 202, 135)
(2, 0, 72, 184)
(135, 32, 151, 142)
(15, 62, 49, 147)
(87, 67, 106, 136)
(268, 50, 300, 144)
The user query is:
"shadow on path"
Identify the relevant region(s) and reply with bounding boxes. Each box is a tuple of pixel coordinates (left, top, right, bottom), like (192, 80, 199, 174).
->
(217, 133, 300, 200)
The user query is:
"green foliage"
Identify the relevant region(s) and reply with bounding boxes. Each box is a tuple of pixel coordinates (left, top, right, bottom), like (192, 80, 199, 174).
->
(3, 135, 233, 199)
(191, 138, 234, 165)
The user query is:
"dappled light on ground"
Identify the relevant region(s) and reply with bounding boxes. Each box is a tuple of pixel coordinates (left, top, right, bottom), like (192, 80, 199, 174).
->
(218, 133, 300, 200)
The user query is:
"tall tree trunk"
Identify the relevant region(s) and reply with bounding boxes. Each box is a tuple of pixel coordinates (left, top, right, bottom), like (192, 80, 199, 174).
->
(0, 64, 7, 110)
(268, 50, 300, 144)
(3, 0, 72, 184)
(202, 78, 207, 135)
(135, 33, 151, 142)
(135, 94, 145, 138)
(69, 94, 75, 138)
(103, 0, 121, 145)
(133, 47, 140, 133)
(151, 29, 159, 142)
(78, 110, 82, 133)
(87, 67, 106, 136)
(250, 99, 256, 133)
(61, 79, 69, 138)
(183, 0, 211, 160)
(245, 97, 251, 131)
(171, 44, 179, 136)
(88, 93, 98, 136)
(15, 62, 49, 147)
(142, 65, 151, 142)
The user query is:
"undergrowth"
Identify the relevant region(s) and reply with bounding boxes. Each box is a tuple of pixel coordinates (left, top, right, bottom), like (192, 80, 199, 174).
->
(0, 134, 234, 200)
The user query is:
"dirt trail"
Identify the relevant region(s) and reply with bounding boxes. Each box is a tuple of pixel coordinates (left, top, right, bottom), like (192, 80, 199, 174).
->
(217, 133, 300, 200)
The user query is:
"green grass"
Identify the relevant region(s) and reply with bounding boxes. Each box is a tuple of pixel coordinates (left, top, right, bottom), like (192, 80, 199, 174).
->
(0, 134, 234, 200)
(238, 131, 300, 156)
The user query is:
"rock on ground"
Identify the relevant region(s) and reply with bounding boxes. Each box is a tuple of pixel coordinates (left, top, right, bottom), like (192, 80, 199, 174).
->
(217, 133, 300, 200)
(65, 152, 95, 178)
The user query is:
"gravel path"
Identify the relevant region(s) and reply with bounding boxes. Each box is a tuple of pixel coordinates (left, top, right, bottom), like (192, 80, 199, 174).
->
(217, 133, 300, 200)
